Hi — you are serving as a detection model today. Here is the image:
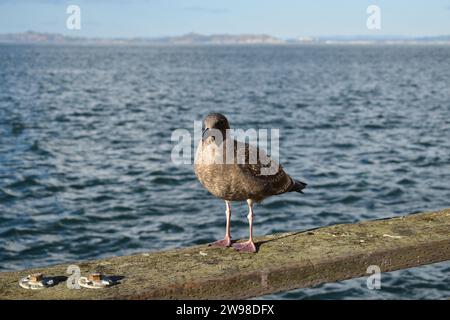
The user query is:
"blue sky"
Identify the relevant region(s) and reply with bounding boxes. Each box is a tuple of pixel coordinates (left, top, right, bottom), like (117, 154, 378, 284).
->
(0, 0, 449, 38)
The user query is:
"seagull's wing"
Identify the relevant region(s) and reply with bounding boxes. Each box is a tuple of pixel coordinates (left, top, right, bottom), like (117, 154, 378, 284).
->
(235, 140, 295, 196)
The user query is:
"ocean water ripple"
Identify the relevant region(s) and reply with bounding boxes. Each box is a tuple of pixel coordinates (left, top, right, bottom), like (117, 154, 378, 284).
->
(0, 44, 449, 299)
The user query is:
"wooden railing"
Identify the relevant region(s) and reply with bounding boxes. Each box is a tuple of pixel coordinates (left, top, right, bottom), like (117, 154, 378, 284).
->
(1, 208, 449, 299)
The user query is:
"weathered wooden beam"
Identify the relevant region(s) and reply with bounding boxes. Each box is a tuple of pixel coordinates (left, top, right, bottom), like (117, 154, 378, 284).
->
(1, 208, 449, 299)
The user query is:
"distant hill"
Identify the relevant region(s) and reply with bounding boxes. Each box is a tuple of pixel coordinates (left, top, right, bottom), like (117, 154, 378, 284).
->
(154, 32, 284, 44)
(0, 31, 449, 45)
(0, 31, 284, 45)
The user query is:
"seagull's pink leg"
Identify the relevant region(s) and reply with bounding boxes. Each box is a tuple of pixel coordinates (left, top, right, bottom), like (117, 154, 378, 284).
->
(233, 199, 257, 253)
(209, 200, 232, 247)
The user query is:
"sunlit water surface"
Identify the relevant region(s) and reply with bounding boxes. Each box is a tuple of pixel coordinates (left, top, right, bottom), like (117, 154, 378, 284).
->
(0, 44, 449, 299)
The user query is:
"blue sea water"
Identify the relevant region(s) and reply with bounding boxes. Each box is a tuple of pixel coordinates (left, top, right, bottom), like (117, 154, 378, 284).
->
(0, 44, 449, 299)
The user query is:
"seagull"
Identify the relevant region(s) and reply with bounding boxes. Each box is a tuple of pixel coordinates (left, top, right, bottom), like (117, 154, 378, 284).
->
(194, 113, 307, 253)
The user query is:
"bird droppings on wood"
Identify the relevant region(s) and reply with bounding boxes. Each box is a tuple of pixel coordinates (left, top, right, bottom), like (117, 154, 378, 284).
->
(383, 234, 403, 239)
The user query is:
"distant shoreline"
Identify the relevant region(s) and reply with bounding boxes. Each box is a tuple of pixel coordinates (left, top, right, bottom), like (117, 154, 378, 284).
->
(1, 31, 450, 46)
(2, 42, 450, 47)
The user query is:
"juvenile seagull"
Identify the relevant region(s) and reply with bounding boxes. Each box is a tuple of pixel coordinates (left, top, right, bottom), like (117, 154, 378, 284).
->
(194, 113, 307, 253)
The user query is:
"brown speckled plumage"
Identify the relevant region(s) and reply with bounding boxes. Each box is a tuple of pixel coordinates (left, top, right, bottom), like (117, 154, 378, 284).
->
(194, 113, 307, 253)
(194, 114, 305, 203)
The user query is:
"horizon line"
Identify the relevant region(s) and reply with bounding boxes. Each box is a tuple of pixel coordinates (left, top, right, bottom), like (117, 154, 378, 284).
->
(2, 30, 450, 40)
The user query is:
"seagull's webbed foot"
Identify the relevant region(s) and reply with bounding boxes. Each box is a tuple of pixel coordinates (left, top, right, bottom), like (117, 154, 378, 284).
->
(209, 236, 231, 248)
(232, 240, 256, 253)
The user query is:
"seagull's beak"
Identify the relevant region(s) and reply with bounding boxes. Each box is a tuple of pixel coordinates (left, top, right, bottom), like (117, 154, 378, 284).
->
(202, 128, 210, 141)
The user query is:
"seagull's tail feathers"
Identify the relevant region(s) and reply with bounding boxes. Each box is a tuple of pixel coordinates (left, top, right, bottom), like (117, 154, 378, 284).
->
(290, 179, 307, 194)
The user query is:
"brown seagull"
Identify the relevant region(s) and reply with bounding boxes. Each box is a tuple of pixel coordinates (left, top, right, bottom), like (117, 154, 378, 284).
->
(194, 113, 307, 253)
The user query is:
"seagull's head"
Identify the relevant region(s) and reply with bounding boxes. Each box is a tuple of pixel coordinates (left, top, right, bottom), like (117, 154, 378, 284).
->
(202, 113, 230, 142)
